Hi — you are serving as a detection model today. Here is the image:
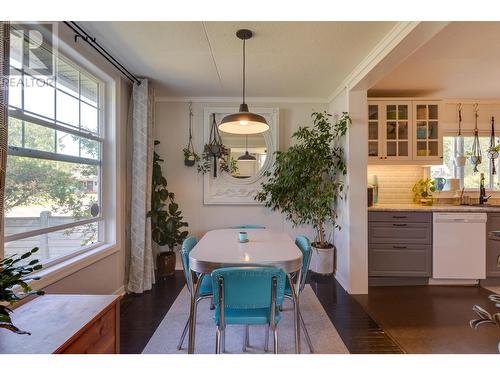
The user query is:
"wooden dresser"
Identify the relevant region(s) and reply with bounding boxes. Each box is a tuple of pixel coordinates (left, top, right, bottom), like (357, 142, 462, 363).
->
(0, 294, 121, 354)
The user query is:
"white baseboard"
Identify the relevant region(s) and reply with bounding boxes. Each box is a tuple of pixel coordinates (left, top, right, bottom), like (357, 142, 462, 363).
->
(334, 271, 349, 293)
(428, 278, 479, 286)
(113, 285, 126, 296)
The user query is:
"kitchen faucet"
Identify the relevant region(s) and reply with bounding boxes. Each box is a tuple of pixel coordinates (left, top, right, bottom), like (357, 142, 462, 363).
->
(479, 172, 491, 205)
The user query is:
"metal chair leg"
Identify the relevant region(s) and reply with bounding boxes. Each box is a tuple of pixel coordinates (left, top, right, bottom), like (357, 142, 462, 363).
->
(215, 326, 221, 354)
(273, 326, 279, 354)
(177, 317, 189, 350)
(264, 324, 270, 352)
(299, 311, 314, 353)
(242, 324, 249, 352)
(222, 325, 226, 353)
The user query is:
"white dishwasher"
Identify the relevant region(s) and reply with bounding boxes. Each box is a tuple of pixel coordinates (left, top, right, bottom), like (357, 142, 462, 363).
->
(433, 212, 487, 280)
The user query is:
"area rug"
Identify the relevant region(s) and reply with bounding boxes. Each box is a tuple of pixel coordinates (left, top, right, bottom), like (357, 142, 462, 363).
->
(142, 285, 349, 354)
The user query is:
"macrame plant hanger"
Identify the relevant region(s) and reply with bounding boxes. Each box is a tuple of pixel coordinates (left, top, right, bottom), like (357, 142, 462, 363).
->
(471, 103, 482, 173)
(488, 116, 498, 175)
(208, 113, 224, 178)
(184, 102, 196, 166)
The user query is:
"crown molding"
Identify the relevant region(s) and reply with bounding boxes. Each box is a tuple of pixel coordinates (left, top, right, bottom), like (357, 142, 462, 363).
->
(154, 96, 328, 104)
(327, 21, 421, 103)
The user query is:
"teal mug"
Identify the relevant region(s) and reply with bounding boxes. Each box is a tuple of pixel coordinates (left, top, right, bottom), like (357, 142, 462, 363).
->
(239, 231, 248, 242)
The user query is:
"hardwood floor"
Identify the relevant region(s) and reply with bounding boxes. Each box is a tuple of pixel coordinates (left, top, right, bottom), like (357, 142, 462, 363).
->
(120, 271, 403, 354)
(355, 285, 500, 354)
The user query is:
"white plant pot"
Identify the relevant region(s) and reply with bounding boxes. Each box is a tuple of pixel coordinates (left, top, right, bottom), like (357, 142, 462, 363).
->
(309, 244, 335, 275)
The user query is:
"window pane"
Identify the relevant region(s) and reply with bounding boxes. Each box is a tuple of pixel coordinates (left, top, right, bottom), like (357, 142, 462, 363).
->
(430, 136, 455, 180)
(9, 28, 23, 69)
(368, 122, 378, 140)
(416, 141, 427, 156)
(428, 121, 438, 139)
(80, 74, 98, 107)
(399, 141, 408, 156)
(368, 142, 378, 157)
(4, 222, 99, 265)
(24, 121, 55, 152)
(8, 70, 22, 108)
(386, 105, 396, 120)
(4, 156, 100, 236)
(368, 105, 378, 120)
(56, 58, 79, 97)
(428, 105, 438, 120)
(398, 105, 408, 120)
(429, 141, 438, 156)
(387, 122, 396, 140)
(416, 121, 427, 139)
(81, 102, 98, 133)
(387, 142, 396, 156)
(7, 117, 23, 147)
(416, 105, 427, 120)
(56, 90, 79, 127)
(57, 131, 100, 160)
(398, 121, 408, 140)
(24, 76, 55, 119)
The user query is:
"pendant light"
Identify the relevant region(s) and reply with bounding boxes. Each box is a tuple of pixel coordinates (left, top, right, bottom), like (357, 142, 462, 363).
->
(238, 135, 257, 161)
(219, 29, 269, 135)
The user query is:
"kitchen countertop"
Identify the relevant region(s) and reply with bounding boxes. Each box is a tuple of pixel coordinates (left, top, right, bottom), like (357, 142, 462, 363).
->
(368, 203, 500, 212)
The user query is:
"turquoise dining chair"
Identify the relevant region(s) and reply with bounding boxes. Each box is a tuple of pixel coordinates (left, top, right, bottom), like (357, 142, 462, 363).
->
(270, 235, 314, 353)
(177, 236, 213, 351)
(211, 267, 286, 354)
(231, 225, 266, 229)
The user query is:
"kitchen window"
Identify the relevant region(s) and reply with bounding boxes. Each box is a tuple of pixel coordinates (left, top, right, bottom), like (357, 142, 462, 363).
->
(430, 136, 500, 190)
(3, 26, 105, 266)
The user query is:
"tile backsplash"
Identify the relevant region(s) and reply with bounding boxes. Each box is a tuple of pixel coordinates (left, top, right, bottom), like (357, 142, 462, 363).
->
(368, 165, 426, 204)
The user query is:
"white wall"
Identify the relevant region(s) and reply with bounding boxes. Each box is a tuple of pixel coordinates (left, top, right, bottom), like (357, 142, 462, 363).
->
(154, 100, 326, 241)
(328, 89, 369, 295)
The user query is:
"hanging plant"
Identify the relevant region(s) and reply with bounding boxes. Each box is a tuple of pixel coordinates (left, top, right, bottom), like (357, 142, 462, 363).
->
(182, 102, 199, 167)
(470, 103, 482, 173)
(454, 103, 466, 167)
(197, 113, 237, 178)
(487, 116, 499, 175)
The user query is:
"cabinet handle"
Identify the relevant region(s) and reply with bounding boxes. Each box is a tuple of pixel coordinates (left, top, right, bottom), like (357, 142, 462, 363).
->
(497, 255, 500, 268)
(392, 215, 408, 219)
(393, 245, 407, 249)
(393, 223, 407, 227)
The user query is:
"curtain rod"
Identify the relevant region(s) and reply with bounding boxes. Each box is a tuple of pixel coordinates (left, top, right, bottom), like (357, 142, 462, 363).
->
(63, 21, 141, 86)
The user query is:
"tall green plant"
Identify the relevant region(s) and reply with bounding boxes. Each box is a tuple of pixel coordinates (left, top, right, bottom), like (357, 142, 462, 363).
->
(148, 141, 188, 252)
(0, 247, 44, 334)
(256, 111, 350, 248)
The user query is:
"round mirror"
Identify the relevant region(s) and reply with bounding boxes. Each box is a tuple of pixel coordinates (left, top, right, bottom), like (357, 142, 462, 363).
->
(220, 131, 267, 179)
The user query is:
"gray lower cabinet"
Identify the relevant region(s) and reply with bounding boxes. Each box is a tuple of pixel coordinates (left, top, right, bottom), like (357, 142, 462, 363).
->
(368, 211, 432, 277)
(487, 213, 500, 277)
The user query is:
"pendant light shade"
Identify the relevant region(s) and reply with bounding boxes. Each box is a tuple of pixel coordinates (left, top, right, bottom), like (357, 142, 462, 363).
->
(237, 135, 257, 161)
(219, 29, 269, 135)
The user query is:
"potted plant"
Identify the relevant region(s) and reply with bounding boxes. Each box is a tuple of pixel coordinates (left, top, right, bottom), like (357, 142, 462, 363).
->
(1, 247, 44, 334)
(148, 141, 189, 277)
(412, 178, 436, 206)
(256, 111, 350, 275)
(183, 147, 199, 167)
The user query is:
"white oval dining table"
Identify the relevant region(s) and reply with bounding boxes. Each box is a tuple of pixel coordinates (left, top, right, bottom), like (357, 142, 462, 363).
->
(187, 228, 304, 354)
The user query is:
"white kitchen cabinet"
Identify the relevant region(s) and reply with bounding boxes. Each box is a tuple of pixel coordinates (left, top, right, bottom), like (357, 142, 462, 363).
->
(368, 99, 442, 165)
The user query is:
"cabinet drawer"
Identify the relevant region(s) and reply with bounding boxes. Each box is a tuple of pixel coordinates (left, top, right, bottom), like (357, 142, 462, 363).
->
(369, 244, 432, 277)
(487, 238, 500, 277)
(368, 222, 432, 244)
(369, 211, 432, 223)
(61, 305, 117, 354)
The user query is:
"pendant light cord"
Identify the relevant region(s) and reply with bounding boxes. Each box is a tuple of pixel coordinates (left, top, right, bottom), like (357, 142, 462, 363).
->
(242, 38, 246, 104)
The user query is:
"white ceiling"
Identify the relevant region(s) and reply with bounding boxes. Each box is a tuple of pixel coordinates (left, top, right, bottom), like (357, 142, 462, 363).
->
(79, 21, 396, 99)
(369, 22, 500, 99)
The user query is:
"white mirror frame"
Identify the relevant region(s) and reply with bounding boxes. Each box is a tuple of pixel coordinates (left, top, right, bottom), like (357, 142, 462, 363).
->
(203, 106, 279, 205)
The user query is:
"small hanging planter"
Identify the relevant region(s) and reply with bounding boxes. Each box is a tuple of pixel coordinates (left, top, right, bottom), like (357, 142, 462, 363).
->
(487, 116, 499, 175)
(183, 102, 199, 167)
(454, 103, 467, 167)
(197, 113, 237, 178)
(470, 104, 482, 173)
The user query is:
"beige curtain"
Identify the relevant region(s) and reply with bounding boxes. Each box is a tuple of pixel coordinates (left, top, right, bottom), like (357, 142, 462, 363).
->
(126, 79, 155, 293)
(0, 22, 10, 256)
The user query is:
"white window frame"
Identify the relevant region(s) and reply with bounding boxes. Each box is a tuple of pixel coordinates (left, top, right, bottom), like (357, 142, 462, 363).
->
(2, 26, 118, 269)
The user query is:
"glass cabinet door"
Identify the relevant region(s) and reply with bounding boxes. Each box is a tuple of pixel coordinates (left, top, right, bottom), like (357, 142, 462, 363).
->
(414, 103, 439, 159)
(385, 103, 410, 159)
(368, 104, 380, 158)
